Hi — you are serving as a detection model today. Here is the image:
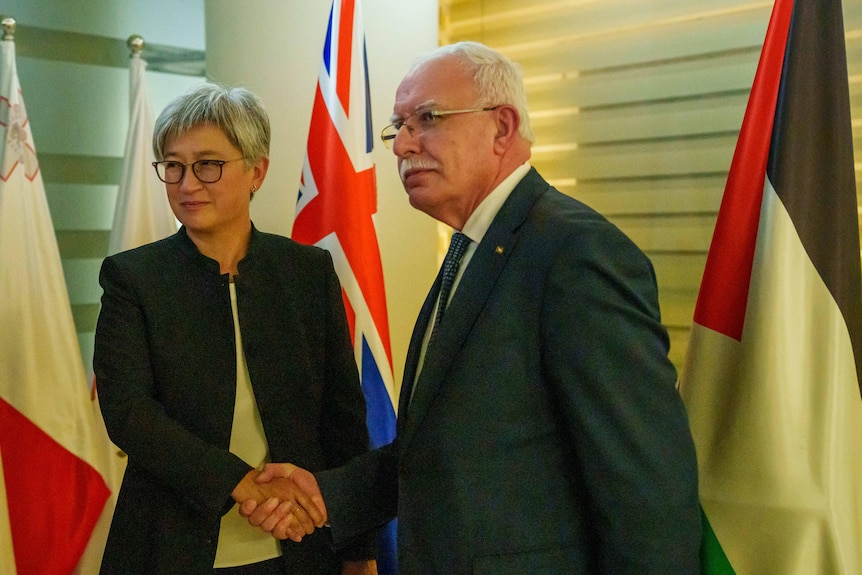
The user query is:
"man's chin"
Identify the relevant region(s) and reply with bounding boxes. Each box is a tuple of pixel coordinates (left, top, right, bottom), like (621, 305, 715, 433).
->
(406, 186, 432, 211)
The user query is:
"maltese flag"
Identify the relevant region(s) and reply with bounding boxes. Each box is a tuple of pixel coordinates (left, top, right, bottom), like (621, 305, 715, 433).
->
(0, 33, 111, 575)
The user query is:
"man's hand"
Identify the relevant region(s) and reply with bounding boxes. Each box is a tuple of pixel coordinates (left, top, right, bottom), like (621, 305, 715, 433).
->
(232, 467, 324, 542)
(238, 463, 328, 541)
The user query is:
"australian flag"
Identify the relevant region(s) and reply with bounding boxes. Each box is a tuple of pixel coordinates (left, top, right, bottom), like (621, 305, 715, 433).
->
(291, 1, 399, 572)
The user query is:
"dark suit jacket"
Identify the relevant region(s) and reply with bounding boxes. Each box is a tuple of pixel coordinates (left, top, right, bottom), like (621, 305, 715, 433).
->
(318, 168, 701, 574)
(94, 226, 373, 574)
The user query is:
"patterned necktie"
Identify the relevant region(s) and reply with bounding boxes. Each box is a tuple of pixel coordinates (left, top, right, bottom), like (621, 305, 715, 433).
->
(431, 232, 471, 338)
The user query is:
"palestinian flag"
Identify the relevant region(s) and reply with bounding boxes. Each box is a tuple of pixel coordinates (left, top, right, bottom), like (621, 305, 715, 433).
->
(678, 0, 862, 573)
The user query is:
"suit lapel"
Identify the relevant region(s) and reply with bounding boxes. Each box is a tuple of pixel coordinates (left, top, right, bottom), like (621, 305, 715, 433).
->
(398, 169, 549, 453)
(397, 271, 442, 431)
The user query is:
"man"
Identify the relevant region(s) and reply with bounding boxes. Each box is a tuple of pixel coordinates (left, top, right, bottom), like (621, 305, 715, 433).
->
(245, 41, 701, 574)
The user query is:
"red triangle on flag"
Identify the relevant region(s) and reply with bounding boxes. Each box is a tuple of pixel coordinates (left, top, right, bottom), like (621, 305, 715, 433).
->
(0, 398, 110, 575)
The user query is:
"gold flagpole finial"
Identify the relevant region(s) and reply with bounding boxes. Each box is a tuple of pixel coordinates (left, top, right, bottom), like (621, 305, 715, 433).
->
(127, 34, 144, 56)
(2, 17, 16, 41)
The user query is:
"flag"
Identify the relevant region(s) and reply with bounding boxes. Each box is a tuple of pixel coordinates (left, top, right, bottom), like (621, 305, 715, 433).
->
(291, 0, 398, 572)
(678, 0, 862, 573)
(0, 34, 111, 575)
(108, 46, 177, 255)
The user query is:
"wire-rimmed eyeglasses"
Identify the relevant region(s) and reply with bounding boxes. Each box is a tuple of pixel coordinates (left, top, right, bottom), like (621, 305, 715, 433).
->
(152, 158, 246, 184)
(380, 107, 498, 149)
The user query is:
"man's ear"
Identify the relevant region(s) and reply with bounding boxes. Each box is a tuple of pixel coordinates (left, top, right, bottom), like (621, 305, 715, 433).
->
(493, 105, 521, 148)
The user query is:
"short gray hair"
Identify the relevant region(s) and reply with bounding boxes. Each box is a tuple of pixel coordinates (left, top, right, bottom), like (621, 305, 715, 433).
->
(153, 82, 271, 167)
(413, 41, 535, 143)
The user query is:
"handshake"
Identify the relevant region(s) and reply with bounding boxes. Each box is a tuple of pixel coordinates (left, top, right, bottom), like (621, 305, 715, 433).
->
(234, 462, 326, 542)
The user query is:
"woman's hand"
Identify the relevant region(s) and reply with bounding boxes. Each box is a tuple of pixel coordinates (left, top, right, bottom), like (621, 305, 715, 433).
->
(237, 463, 327, 541)
(232, 467, 325, 541)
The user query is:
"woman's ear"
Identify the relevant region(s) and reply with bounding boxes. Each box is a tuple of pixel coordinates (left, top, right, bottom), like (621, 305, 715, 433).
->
(252, 155, 270, 190)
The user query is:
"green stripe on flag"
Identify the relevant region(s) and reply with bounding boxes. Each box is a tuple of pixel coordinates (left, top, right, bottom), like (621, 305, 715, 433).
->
(701, 507, 736, 575)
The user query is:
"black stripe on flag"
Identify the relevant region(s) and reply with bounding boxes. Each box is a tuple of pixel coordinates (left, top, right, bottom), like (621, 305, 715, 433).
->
(766, 0, 862, 394)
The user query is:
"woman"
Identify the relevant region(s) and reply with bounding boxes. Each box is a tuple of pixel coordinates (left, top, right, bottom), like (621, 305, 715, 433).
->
(94, 83, 376, 574)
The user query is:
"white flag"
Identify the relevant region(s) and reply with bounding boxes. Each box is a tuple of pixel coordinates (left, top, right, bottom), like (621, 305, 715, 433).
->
(109, 51, 176, 255)
(0, 37, 112, 575)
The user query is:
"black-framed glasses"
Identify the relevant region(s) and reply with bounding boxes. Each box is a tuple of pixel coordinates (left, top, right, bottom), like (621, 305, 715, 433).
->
(152, 158, 246, 184)
(380, 106, 498, 149)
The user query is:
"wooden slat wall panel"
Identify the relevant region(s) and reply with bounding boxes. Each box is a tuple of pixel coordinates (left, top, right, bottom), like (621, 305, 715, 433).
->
(568, 175, 727, 216)
(525, 58, 760, 110)
(532, 92, 750, 147)
(441, 0, 862, 371)
(46, 185, 118, 229)
(609, 215, 716, 253)
(56, 231, 111, 259)
(453, 6, 774, 69)
(536, 134, 739, 180)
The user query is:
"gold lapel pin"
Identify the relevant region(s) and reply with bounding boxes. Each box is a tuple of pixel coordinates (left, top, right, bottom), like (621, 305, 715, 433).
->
(495, 246, 504, 255)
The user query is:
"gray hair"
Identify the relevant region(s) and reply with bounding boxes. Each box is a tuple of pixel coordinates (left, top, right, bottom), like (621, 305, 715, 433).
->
(413, 41, 535, 144)
(153, 82, 271, 167)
